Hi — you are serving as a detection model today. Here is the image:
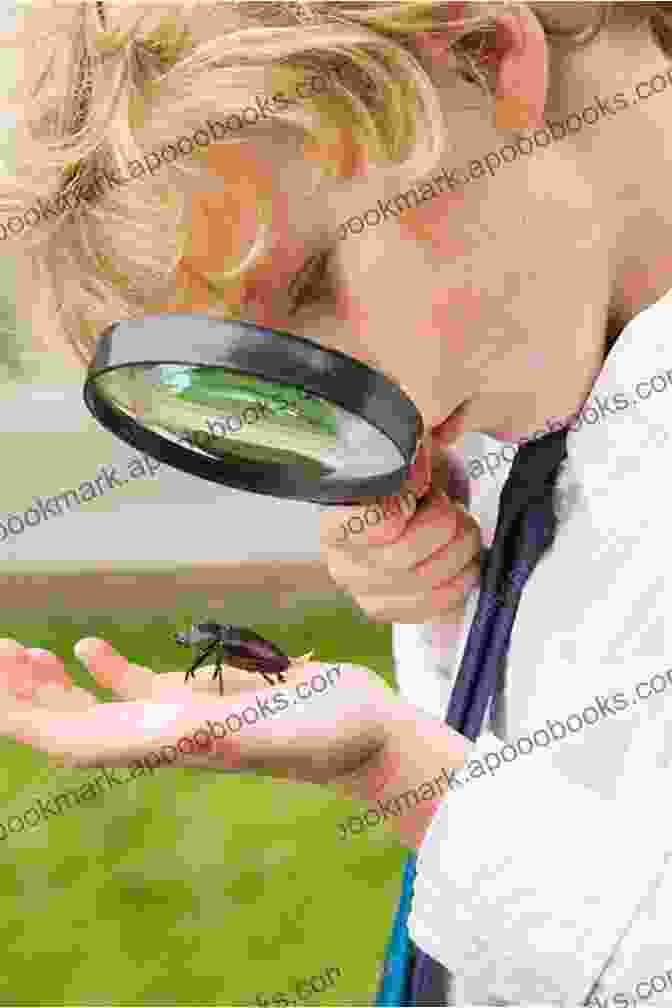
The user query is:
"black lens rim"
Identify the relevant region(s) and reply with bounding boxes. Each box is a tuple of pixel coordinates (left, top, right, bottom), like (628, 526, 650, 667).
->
(83, 313, 423, 505)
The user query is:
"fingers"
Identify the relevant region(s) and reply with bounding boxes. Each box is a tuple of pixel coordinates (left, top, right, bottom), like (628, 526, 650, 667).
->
(0, 641, 98, 730)
(322, 466, 482, 624)
(73, 638, 158, 700)
(328, 490, 478, 590)
(0, 639, 70, 699)
(0, 640, 254, 769)
(356, 559, 481, 622)
(320, 490, 418, 551)
(411, 500, 481, 583)
(0, 639, 34, 699)
(369, 490, 465, 573)
(329, 488, 459, 587)
(320, 441, 433, 551)
(24, 647, 71, 689)
(0, 639, 160, 713)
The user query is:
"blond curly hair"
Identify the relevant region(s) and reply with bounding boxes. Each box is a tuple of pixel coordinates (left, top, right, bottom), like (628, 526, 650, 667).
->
(5, 1, 672, 367)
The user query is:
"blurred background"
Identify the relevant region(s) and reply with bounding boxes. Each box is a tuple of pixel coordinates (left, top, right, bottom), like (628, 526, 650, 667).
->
(0, 8, 406, 1004)
(0, 6, 504, 1002)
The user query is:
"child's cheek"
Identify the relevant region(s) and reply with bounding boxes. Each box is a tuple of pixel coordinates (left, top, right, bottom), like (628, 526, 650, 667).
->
(334, 289, 370, 338)
(416, 287, 482, 358)
(524, 348, 552, 373)
(332, 289, 382, 367)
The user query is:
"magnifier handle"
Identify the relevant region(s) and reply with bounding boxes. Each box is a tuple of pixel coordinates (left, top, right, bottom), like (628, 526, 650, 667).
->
(391, 440, 468, 512)
(404, 439, 433, 503)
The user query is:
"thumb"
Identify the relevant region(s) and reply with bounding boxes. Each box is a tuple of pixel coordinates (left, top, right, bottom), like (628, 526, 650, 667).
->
(321, 440, 433, 548)
(403, 439, 433, 501)
(363, 439, 433, 543)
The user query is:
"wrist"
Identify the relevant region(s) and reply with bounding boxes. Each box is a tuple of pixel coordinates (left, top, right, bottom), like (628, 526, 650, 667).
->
(334, 699, 468, 850)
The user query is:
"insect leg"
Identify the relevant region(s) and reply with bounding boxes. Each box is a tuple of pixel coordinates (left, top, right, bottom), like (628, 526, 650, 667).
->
(211, 644, 225, 697)
(184, 641, 218, 685)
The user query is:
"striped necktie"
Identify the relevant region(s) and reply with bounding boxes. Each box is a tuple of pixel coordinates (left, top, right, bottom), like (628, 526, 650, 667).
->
(408, 425, 569, 1004)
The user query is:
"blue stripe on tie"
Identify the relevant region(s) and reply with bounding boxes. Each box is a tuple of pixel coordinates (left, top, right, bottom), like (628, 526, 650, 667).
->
(377, 430, 569, 1007)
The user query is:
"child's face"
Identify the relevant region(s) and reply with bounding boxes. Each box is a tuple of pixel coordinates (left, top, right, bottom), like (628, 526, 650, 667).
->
(178, 45, 630, 449)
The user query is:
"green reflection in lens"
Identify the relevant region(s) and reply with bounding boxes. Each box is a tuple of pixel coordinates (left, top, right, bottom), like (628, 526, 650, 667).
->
(158, 366, 338, 434)
(188, 430, 331, 474)
(95, 365, 341, 475)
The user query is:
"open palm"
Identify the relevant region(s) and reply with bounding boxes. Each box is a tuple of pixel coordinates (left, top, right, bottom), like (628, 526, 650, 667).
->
(0, 637, 398, 794)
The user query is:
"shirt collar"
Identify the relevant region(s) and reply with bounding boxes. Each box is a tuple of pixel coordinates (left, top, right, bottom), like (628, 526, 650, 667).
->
(564, 299, 672, 527)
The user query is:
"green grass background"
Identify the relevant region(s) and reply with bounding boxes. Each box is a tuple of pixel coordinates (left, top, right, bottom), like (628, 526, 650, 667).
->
(0, 596, 408, 1007)
(0, 31, 407, 1007)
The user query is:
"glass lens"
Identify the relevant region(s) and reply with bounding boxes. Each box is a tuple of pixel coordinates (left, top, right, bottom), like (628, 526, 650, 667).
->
(93, 364, 405, 479)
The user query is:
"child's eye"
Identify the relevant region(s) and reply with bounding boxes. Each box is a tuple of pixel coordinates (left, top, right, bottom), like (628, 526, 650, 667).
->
(288, 250, 333, 315)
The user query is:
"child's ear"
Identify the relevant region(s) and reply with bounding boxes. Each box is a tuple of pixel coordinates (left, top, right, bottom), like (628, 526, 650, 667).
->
(414, 3, 549, 131)
(489, 4, 549, 129)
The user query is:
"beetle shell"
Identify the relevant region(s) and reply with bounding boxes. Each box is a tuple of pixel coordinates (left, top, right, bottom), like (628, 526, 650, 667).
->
(175, 622, 292, 678)
(220, 625, 291, 677)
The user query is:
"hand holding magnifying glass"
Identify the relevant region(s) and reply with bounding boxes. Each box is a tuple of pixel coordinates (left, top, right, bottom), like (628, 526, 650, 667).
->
(319, 437, 482, 625)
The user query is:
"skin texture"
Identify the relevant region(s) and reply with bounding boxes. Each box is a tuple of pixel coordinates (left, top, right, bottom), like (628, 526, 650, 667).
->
(317, 2, 672, 626)
(6, 4, 672, 848)
(0, 637, 466, 849)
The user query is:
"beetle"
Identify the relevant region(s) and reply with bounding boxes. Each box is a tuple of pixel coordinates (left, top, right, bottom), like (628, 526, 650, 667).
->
(175, 621, 313, 696)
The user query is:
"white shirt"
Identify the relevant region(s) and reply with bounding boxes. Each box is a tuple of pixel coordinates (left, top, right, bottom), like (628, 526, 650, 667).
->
(394, 298, 672, 1005)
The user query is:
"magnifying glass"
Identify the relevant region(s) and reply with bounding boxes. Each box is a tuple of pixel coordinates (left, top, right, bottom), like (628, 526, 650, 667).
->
(83, 313, 424, 506)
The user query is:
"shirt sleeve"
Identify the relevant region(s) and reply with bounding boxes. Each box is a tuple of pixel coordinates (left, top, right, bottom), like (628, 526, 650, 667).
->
(392, 590, 476, 718)
(408, 728, 670, 1005)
